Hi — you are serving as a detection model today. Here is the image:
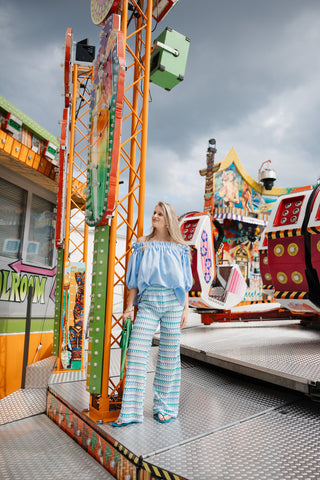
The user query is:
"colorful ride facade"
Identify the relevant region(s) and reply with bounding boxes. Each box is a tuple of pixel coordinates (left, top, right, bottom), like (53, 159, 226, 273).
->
(0, 95, 59, 397)
(199, 145, 292, 308)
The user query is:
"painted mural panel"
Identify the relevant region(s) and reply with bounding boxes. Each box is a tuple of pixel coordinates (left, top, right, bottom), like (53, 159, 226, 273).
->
(214, 162, 278, 215)
(60, 262, 85, 370)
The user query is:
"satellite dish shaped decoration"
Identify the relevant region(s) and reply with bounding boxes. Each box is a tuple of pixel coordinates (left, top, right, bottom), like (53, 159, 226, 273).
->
(86, 14, 125, 226)
(91, 0, 121, 26)
(152, 0, 180, 22)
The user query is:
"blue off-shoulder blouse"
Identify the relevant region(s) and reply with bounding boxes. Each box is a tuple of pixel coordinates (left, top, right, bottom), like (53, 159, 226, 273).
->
(126, 241, 193, 307)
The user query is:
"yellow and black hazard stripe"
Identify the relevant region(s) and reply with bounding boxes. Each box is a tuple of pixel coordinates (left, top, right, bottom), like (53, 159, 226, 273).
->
(251, 300, 274, 304)
(236, 300, 276, 306)
(189, 291, 201, 297)
(114, 441, 186, 479)
(274, 291, 308, 300)
(262, 285, 274, 290)
(114, 440, 140, 466)
(267, 228, 302, 240)
(307, 225, 320, 234)
(142, 460, 186, 480)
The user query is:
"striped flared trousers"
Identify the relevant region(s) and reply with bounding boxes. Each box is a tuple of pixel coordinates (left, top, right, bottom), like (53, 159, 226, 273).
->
(117, 286, 183, 424)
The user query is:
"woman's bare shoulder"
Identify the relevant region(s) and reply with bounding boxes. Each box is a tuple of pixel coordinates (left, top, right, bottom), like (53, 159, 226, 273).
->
(137, 236, 146, 243)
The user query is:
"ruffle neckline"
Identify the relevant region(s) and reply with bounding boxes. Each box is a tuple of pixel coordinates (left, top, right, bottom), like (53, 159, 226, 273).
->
(133, 241, 189, 253)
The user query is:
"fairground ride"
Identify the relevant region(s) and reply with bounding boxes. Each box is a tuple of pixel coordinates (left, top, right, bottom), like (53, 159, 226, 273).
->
(53, 0, 190, 423)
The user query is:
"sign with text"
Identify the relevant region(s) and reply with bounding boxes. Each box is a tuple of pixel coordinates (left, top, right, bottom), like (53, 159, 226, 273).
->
(0, 258, 56, 318)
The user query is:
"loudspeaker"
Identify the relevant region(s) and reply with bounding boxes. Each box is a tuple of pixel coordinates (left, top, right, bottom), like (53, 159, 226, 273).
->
(150, 27, 190, 91)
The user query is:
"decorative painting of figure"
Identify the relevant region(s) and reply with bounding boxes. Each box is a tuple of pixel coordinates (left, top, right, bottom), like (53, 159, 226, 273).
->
(240, 180, 253, 212)
(219, 169, 240, 207)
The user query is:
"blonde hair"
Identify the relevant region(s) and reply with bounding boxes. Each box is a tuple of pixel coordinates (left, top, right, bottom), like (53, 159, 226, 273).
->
(146, 201, 188, 246)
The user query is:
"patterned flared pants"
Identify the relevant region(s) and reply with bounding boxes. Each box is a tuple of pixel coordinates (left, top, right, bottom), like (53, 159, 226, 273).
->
(117, 286, 183, 424)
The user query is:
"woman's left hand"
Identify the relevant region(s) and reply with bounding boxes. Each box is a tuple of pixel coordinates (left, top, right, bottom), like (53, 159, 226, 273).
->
(180, 308, 188, 329)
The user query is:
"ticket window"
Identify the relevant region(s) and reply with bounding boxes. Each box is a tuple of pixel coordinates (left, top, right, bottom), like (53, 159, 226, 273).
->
(27, 194, 55, 267)
(0, 177, 26, 259)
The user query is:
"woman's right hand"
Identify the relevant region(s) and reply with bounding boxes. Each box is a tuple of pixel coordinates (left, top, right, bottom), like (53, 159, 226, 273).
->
(122, 307, 134, 322)
(123, 288, 138, 321)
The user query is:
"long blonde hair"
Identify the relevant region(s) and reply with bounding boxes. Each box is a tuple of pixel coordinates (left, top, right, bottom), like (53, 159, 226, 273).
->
(145, 201, 188, 246)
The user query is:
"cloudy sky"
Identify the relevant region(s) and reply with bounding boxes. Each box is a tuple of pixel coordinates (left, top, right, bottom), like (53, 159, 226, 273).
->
(1, 0, 320, 229)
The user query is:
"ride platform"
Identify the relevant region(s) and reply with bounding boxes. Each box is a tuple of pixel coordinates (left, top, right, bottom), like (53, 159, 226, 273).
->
(171, 313, 320, 399)
(1, 314, 320, 479)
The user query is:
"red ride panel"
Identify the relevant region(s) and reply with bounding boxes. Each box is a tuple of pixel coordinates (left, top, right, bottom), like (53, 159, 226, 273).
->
(268, 236, 308, 292)
(273, 195, 305, 227)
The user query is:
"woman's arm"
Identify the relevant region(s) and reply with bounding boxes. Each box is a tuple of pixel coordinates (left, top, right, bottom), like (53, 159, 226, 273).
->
(123, 287, 138, 321)
(180, 291, 189, 329)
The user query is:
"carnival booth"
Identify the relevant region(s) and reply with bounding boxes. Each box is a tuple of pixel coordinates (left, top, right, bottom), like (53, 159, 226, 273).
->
(0, 96, 59, 397)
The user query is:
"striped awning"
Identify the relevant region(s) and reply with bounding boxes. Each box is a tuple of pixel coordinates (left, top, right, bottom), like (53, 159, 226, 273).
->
(213, 207, 269, 226)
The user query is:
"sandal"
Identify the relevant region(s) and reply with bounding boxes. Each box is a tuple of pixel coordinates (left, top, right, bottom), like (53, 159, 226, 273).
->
(112, 420, 139, 427)
(154, 412, 172, 424)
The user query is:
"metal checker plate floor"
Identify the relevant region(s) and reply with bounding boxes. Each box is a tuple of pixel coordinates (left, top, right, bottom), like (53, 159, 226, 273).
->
(146, 400, 320, 480)
(50, 359, 299, 458)
(0, 388, 47, 425)
(49, 345, 160, 386)
(48, 358, 320, 480)
(49, 369, 86, 384)
(47, 346, 164, 414)
(6, 319, 320, 480)
(167, 318, 320, 391)
(0, 414, 114, 480)
(100, 364, 298, 457)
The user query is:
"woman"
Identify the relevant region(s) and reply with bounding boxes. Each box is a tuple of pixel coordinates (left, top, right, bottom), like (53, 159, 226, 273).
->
(113, 201, 193, 426)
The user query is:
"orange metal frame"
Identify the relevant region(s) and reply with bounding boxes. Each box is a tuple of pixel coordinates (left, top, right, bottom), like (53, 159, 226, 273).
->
(56, 64, 92, 371)
(64, 64, 90, 265)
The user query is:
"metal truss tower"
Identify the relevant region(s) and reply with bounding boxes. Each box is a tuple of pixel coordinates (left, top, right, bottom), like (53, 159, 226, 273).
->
(53, 28, 92, 372)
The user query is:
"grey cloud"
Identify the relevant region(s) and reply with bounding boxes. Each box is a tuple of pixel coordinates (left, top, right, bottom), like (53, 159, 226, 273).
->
(2, 0, 320, 227)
